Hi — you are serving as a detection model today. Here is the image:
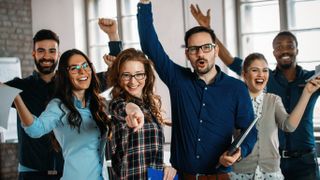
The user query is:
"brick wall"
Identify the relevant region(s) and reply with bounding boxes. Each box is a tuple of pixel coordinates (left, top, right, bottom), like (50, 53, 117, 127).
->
(0, 0, 33, 78)
(0, 143, 19, 180)
(0, 0, 32, 179)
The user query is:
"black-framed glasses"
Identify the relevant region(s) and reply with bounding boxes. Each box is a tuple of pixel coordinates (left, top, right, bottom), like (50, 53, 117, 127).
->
(121, 72, 146, 81)
(186, 43, 216, 55)
(67, 62, 91, 74)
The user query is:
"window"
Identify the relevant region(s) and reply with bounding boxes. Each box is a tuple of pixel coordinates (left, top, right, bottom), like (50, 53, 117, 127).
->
(237, 0, 320, 125)
(86, 0, 140, 73)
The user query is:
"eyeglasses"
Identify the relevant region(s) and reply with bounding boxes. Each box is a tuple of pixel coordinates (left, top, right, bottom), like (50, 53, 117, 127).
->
(121, 72, 146, 81)
(67, 62, 91, 74)
(186, 43, 215, 55)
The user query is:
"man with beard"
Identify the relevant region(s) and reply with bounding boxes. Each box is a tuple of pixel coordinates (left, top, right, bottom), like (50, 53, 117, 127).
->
(5, 28, 120, 180)
(190, 5, 320, 179)
(136, 1, 257, 179)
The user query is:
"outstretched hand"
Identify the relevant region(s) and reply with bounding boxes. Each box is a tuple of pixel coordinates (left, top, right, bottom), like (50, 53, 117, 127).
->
(98, 18, 119, 41)
(125, 103, 144, 132)
(190, 4, 211, 28)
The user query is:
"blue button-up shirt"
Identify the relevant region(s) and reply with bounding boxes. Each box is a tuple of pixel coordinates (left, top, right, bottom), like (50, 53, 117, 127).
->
(230, 57, 320, 151)
(137, 3, 257, 174)
(24, 98, 105, 180)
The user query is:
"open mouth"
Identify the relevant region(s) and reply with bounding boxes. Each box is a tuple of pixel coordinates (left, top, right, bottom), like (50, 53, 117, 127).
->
(280, 55, 291, 62)
(255, 79, 265, 85)
(196, 59, 206, 67)
(78, 76, 88, 81)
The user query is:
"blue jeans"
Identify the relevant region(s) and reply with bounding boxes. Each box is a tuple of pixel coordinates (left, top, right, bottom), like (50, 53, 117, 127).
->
(280, 151, 319, 180)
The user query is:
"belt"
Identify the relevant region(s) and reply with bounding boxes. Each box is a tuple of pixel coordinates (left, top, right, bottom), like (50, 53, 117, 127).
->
(182, 172, 230, 180)
(19, 170, 61, 176)
(280, 149, 314, 158)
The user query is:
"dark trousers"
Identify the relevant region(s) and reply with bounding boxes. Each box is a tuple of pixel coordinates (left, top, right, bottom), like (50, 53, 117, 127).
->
(19, 172, 62, 180)
(280, 151, 320, 180)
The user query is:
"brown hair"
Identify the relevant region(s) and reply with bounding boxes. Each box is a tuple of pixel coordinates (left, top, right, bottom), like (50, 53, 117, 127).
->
(243, 52, 268, 73)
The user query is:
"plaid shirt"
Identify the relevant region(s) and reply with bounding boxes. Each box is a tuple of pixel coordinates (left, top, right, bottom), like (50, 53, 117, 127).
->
(109, 95, 164, 179)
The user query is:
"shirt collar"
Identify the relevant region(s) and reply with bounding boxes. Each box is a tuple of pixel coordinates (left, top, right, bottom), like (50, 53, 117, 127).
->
(272, 65, 304, 85)
(193, 65, 222, 85)
(73, 96, 90, 108)
(32, 70, 55, 85)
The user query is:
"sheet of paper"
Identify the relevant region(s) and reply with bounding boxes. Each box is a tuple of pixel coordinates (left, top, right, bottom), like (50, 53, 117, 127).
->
(306, 64, 320, 82)
(0, 84, 21, 129)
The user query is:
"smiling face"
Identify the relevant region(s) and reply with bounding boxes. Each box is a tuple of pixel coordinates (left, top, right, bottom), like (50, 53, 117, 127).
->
(33, 40, 59, 74)
(119, 60, 146, 98)
(273, 35, 298, 70)
(67, 54, 92, 93)
(243, 59, 269, 96)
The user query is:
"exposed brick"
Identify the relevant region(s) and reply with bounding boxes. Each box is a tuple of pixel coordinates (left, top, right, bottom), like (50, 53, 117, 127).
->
(0, 0, 32, 178)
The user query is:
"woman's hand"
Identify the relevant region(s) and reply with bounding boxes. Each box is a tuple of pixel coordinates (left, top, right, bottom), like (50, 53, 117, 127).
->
(163, 166, 177, 180)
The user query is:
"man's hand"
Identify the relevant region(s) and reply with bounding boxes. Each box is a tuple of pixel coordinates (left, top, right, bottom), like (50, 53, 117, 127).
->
(125, 103, 144, 132)
(140, 0, 150, 4)
(103, 54, 116, 68)
(98, 18, 119, 41)
(218, 148, 241, 167)
(190, 4, 211, 28)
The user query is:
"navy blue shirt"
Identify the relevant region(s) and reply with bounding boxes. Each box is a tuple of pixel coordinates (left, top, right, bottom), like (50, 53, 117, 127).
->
(230, 57, 320, 151)
(137, 3, 257, 174)
(5, 42, 120, 173)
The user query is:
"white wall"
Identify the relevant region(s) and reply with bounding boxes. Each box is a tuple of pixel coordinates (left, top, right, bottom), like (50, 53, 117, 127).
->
(31, 0, 87, 54)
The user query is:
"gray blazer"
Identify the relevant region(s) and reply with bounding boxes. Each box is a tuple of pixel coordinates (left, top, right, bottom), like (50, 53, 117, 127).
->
(232, 93, 296, 173)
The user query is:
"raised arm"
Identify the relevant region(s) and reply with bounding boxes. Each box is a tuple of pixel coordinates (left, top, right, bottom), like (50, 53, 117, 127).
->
(137, 0, 178, 86)
(98, 18, 120, 42)
(14, 95, 34, 126)
(97, 18, 122, 91)
(190, 4, 235, 66)
(98, 18, 122, 62)
(286, 78, 320, 129)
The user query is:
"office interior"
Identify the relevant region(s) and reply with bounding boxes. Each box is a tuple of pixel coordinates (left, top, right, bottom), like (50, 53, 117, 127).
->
(0, 0, 319, 179)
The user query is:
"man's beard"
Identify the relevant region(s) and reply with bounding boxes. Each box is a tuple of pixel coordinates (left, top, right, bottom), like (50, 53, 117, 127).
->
(194, 59, 214, 75)
(278, 59, 295, 70)
(34, 58, 58, 74)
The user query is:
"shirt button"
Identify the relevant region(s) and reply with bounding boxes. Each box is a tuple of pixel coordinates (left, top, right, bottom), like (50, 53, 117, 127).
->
(204, 87, 208, 90)
(196, 155, 200, 159)
(198, 138, 201, 142)
(200, 120, 203, 123)
(202, 103, 206, 106)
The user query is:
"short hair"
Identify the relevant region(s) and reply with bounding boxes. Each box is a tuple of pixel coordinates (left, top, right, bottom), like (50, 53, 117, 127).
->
(33, 29, 60, 49)
(184, 26, 216, 47)
(272, 31, 298, 48)
(243, 52, 268, 72)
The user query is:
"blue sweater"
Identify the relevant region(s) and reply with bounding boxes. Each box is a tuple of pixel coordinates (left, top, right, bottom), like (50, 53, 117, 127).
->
(137, 2, 257, 174)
